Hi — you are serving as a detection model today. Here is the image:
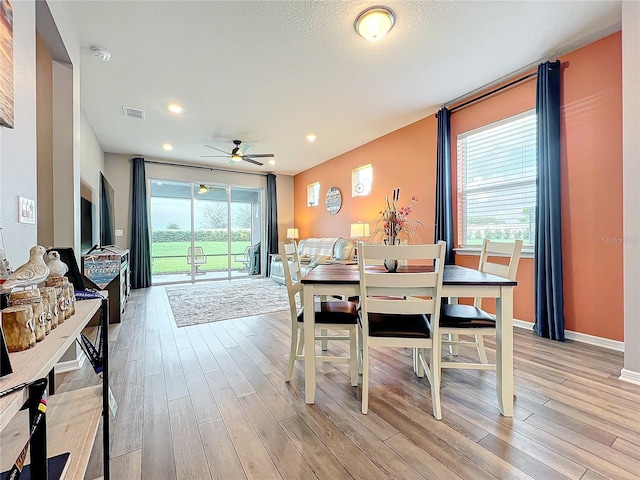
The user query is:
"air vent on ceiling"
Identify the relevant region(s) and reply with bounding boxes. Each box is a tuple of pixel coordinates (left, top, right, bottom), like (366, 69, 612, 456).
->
(122, 106, 145, 120)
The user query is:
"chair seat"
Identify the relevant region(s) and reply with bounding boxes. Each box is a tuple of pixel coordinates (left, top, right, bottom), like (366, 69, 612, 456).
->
(364, 312, 431, 338)
(441, 304, 496, 328)
(297, 301, 358, 325)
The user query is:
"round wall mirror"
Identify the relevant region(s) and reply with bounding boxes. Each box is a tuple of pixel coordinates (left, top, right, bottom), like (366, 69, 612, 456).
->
(325, 187, 342, 215)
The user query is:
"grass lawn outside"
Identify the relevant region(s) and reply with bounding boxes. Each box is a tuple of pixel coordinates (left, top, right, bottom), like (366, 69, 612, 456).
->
(152, 241, 251, 274)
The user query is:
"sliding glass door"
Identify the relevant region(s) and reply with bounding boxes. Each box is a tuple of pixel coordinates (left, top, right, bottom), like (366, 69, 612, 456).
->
(149, 179, 263, 285)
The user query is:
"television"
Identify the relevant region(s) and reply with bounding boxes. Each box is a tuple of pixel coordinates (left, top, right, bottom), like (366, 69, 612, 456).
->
(100, 173, 116, 247)
(80, 196, 97, 254)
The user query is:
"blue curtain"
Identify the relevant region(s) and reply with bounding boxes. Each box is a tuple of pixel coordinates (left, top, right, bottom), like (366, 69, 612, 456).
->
(534, 60, 565, 340)
(435, 107, 454, 264)
(265, 174, 278, 276)
(130, 157, 152, 288)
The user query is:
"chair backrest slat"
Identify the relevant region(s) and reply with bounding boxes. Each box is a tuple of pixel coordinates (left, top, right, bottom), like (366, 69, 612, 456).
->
(475, 239, 523, 308)
(279, 240, 302, 318)
(358, 241, 446, 333)
(478, 239, 523, 281)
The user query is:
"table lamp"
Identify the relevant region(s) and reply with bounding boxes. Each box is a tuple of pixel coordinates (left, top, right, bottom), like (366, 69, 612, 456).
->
(350, 222, 370, 261)
(286, 228, 299, 240)
(350, 222, 370, 239)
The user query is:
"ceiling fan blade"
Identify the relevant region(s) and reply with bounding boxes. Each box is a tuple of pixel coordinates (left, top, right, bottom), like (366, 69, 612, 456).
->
(204, 144, 231, 155)
(242, 157, 264, 166)
(242, 153, 274, 158)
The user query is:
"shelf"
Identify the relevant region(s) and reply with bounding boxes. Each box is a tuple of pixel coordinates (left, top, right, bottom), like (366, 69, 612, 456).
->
(0, 385, 102, 479)
(0, 299, 102, 432)
(1, 293, 109, 479)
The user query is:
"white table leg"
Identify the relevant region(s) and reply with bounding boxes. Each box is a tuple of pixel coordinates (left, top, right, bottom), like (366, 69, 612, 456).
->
(303, 284, 316, 404)
(495, 286, 514, 416)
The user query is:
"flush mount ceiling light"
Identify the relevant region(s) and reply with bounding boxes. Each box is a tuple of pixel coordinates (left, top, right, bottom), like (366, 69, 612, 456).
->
(306, 134, 316, 142)
(162, 143, 173, 151)
(91, 46, 111, 61)
(167, 103, 183, 113)
(354, 6, 395, 42)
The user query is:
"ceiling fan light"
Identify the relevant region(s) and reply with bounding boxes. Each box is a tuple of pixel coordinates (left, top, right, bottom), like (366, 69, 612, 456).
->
(198, 184, 208, 193)
(231, 154, 243, 162)
(355, 6, 395, 42)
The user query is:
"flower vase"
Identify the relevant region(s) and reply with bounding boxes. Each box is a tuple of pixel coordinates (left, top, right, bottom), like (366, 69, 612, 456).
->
(383, 259, 398, 272)
(384, 236, 399, 272)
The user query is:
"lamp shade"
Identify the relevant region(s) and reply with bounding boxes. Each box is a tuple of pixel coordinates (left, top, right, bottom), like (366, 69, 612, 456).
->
(286, 228, 299, 239)
(350, 222, 370, 238)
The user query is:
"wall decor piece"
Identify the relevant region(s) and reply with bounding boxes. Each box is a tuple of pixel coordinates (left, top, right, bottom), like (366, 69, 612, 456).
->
(0, 0, 14, 129)
(325, 187, 342, 215)
(83, 251, 121, 288)
(18, 196, 35, 224)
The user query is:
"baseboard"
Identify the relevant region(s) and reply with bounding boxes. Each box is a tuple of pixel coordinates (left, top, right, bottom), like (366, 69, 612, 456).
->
(619, 368, 640, 385)
(512, 319, 625, 352)
(54, 350, 86, 374)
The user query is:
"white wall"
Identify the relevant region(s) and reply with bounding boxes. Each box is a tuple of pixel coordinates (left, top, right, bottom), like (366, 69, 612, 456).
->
(79, 111, 105, 203)
(621, 1, 640, 383)
(0, 2, 37, 266)
(51, 60, 76, 249)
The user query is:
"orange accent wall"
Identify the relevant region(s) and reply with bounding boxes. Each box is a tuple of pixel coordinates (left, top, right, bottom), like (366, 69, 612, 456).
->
(294, 117, 438, 242)
(294, 32, 623, 341)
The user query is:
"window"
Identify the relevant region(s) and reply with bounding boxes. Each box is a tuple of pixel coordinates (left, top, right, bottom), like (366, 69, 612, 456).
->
(352, 164, 372, 197)
(457, 110, 536, 248)
(307, 182, 320, 207)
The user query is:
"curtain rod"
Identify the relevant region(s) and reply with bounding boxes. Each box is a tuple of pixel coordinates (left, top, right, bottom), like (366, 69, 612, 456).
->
(449, 71, 537, 112)
(143, 159, 270, 177)
(443, 55, 559, 112)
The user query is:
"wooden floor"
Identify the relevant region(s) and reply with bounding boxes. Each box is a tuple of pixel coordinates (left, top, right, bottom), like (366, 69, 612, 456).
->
(58, 286, 640, 480)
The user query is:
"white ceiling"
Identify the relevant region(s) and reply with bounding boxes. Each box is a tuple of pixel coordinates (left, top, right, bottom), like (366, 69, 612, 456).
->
(55, 1, 621, 176)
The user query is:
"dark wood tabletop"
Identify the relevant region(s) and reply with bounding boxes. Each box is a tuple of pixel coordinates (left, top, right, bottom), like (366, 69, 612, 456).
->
(301, 264, 517, 286)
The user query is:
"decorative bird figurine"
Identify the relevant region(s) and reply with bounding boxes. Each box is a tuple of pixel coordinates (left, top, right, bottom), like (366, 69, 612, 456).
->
(46, 250, 68, 278)
(0, 245, 50, 293)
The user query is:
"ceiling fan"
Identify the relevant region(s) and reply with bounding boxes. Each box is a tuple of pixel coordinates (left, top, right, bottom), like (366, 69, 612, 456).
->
(201, 140, 274, 166)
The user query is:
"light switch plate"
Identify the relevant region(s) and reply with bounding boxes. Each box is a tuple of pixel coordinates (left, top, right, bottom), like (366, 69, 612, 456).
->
(115, 229, 123, 237)
(18, 196, 36, 224)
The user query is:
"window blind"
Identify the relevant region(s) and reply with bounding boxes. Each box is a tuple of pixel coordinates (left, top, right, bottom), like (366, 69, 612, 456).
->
(457, 110, 537, 247)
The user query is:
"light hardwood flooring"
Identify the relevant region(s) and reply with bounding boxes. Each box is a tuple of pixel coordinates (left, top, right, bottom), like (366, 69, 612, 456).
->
(56, 286, 640, 480)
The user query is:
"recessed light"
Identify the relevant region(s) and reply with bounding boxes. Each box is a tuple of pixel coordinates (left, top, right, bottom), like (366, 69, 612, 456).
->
(268, 159, 276, 165)
(168, 104, 183, 113)
(306, 134, 316, 142)
(162, 143, 173, 151)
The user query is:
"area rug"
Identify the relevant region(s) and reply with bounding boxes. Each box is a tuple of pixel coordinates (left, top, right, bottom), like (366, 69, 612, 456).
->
(165, 278, 290, 327)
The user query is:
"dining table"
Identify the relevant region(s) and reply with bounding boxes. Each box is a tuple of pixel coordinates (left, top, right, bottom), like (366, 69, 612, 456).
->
(301, 263, 518, 417)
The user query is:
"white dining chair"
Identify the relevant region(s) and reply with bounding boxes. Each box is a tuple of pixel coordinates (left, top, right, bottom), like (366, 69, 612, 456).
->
(358, 241, 446, 419)
(279, 241, 359, 386)
(439, 239, 523, 370)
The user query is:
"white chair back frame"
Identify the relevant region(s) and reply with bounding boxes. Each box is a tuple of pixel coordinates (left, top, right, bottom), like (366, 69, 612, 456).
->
(358, 241, 446, 419)
(279, 241, 359, 387)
